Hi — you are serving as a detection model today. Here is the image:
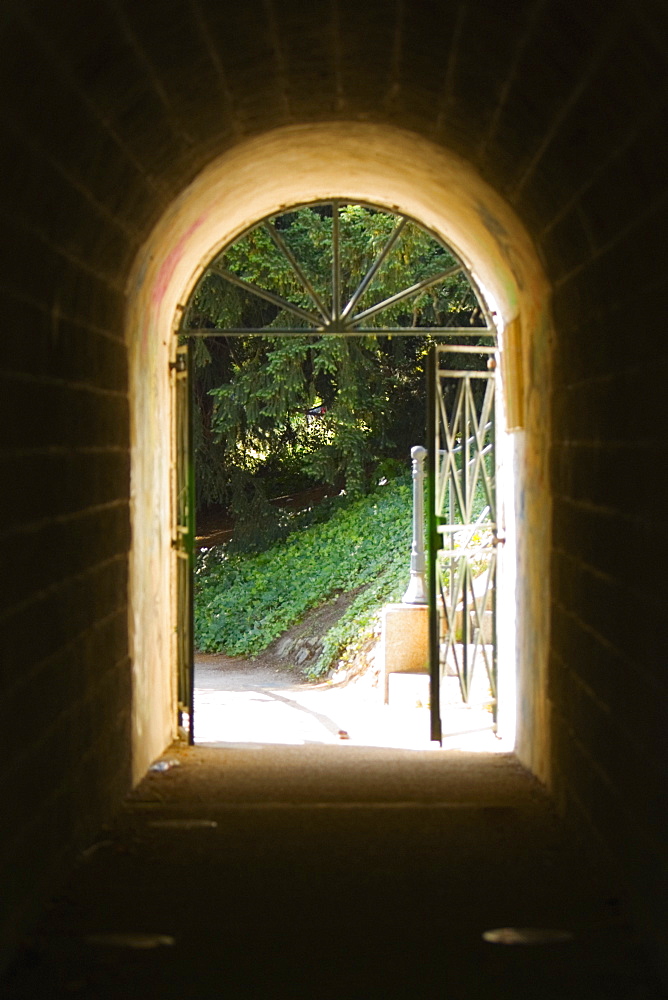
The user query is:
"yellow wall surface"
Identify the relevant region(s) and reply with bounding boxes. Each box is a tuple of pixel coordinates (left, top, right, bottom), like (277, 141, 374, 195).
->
(126, 123, 551, 782)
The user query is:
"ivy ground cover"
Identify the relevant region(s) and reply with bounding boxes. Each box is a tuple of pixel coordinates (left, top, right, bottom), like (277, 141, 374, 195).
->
(194, 475, 413, 674)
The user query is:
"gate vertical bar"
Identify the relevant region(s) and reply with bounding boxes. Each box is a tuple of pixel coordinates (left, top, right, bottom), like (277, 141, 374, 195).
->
(174, 342, 195, 745)
(427, 344, 442, 743)
(185, 339, 195, 744)
(491, 396, 498, 727)
(461, 375, 470, 701)
(331, 199, 340, 323)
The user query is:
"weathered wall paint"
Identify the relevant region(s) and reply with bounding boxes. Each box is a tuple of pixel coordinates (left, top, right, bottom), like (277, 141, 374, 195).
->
(126, 123, 551, 782)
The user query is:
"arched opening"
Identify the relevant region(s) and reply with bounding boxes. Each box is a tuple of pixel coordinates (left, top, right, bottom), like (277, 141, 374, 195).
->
(126, 122, 551, 784)
(180, 199, 502, 750)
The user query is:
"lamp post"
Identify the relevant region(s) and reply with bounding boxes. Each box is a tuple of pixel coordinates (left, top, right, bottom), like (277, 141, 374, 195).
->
(402, 445, 428, 605)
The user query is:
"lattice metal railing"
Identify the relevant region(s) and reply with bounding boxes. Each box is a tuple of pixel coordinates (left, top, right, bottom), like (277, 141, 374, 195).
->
(428, 343, 498, 742)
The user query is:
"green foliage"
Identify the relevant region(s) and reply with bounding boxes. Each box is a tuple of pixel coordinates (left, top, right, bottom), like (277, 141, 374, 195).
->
(185, 203, 485, 532)
(309, 535, 411, 678)
(194, 474, 413, 666)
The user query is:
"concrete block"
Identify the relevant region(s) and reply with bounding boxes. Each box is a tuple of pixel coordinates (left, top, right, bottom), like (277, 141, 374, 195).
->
(381, 603, 429, 704)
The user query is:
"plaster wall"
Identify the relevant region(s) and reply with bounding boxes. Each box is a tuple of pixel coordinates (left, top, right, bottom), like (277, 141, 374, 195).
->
(126, 122, 551, 782)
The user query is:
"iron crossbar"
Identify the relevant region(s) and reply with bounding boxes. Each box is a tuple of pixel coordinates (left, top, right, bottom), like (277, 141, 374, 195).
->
(437, 344, 497, 353)
(179, 326, 494, 337)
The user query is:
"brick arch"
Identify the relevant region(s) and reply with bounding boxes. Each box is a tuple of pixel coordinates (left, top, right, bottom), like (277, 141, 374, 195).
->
(3, 0, 667, 976)
(125, 122, 551, 780)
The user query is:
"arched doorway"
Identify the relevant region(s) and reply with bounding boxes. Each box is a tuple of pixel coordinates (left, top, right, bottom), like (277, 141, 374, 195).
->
(125, 123, 551, 784)
(177, 198, 501, 747)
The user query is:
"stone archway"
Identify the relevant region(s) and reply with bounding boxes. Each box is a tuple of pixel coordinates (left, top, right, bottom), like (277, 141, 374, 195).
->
(125, 122, 551, 784)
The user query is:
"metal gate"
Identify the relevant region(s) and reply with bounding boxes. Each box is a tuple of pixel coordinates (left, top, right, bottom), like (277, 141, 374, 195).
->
(178, 200, 497, 743)
(173, 343, 195, 743)
(427, 339, 498, 743)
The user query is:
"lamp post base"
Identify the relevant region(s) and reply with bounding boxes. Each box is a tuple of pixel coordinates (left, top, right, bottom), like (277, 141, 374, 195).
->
(402, 572, 428, 605)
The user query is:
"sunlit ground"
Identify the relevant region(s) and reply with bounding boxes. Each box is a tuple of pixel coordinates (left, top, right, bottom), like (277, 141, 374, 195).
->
(194, 662, 511, 752)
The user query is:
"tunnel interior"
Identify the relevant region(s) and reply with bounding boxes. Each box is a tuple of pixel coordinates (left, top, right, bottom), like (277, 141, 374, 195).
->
(127, 124, 547, 778)
(2, 0, 667, 983)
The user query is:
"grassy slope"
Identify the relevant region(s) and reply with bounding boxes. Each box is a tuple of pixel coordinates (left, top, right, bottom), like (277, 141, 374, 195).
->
(194, 475, 413, 675)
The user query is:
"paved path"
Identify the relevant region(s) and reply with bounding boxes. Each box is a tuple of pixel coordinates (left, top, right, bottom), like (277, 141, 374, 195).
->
(194, 657, 505, 752)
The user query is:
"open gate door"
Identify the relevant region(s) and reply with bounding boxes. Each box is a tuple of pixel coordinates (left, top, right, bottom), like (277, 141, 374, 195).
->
(428, 338, 498, 743)
(173, 342, 195, 743)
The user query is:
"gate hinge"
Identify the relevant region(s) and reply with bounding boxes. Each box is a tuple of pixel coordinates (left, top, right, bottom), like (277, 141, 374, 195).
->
(170, 355, 187, 373)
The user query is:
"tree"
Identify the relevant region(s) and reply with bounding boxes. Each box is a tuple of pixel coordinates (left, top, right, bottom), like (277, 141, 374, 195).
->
(183, 203, 486, 546)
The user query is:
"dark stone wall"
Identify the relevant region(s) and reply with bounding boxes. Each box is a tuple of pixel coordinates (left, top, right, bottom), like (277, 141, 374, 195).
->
(1, 0, 666, 975)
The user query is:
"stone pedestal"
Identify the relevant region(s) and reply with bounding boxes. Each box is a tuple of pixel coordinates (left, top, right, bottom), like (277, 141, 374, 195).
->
(381, 603, 429, 704)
